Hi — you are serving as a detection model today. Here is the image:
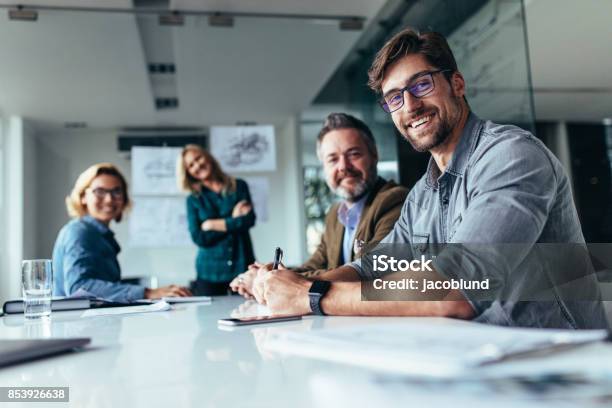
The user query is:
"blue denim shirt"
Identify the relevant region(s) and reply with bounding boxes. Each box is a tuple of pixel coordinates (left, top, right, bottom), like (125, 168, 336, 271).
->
(52, 216, 145, 302)
(352, 112, 607, 329)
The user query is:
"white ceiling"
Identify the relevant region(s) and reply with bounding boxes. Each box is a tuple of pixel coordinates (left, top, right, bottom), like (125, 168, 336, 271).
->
(0, 0, 610, 130)
(171, 0, 383, 17)
(0, 0, 385, 129)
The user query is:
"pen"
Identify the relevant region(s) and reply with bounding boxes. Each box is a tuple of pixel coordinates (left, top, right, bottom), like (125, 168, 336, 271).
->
(272, 247, 283, 269)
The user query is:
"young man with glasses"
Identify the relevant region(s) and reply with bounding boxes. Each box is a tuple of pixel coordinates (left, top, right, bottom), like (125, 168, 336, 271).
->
(253, 28, 607, 329)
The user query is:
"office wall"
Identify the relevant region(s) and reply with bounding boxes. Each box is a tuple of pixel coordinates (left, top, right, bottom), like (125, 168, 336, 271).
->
(0, 117, 38, 304)
(33, 117, 305, 291)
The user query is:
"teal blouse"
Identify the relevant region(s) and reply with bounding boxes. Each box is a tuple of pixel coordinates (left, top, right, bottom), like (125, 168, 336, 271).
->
(186, 178, 256, 282)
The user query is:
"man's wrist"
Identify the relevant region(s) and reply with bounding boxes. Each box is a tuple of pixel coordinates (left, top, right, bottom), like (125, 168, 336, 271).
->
(308, 280, 332, 315)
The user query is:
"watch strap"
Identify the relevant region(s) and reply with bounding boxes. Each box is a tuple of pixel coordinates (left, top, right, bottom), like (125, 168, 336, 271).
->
(309, 280, 331, 315)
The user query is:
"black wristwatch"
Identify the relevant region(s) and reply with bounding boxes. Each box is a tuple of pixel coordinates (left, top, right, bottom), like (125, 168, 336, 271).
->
(309, 280, 331, 315)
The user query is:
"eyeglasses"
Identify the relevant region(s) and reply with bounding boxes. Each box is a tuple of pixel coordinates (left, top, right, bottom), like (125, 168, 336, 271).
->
(88, 187, 124, 200)
(378, 69, 451, 113)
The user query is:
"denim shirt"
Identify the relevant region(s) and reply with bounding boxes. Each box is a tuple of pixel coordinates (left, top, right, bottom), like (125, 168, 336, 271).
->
(52, 216, 145, 303)
(352, 112, 608, 329)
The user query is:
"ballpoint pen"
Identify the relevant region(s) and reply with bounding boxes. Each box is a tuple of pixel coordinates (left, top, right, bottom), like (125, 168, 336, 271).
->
(272, 247, 283, 269)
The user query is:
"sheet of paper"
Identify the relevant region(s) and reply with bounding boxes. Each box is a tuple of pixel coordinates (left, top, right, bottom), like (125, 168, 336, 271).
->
(128, 196, 191, 247)
(160, 296, 211, 304)
(243, 177, 269, 222)
(81, 301, 171, 317)
(264, 320, 608, 378)
(131, 146, 183, 195)
(210, 125, 276, 172)
(309, 371, 612, 408)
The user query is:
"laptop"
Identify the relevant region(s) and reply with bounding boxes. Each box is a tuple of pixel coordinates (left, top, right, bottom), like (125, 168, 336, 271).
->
(0, 338, 90, 368)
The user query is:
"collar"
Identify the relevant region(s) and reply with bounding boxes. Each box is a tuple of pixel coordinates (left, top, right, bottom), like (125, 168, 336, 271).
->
(425, 111, 483, 189)
(337, 192, 369, 229)
(81, 215, 113, 236)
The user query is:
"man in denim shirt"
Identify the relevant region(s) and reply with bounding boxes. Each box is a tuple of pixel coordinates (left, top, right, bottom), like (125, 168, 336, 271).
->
(254, 29, 607, 329)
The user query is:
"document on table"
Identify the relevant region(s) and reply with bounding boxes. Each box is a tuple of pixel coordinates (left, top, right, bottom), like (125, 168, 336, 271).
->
(264, 320, 609, 378)
(81, 301, 172, 317)
(309, 371, 612, 408)
(137, 296, 212, 305)
(160, 296, 211, 304)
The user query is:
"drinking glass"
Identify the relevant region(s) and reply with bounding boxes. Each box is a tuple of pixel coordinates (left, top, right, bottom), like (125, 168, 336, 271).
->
(21, 259, 53, 319)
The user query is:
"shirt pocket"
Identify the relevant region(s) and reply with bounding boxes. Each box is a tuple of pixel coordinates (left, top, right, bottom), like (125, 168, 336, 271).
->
(412, 232, 430, 254)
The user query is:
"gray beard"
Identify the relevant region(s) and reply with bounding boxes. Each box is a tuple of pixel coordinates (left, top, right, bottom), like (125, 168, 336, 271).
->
(333, 171, 377, 202)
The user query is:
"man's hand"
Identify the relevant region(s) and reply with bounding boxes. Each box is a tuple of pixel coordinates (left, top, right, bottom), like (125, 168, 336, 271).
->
(144, 285, 192, 299)
(253, 268, 312, 315)
(251, 263, 273, 304)
(229, 263, 260, 299)
(232, 200, 252, 217)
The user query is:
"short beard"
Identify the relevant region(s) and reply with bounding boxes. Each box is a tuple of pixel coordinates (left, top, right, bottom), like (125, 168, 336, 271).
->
(402, 100, 461, 153)
(403, 116, 452, 153)
(332, 166, 377, 202)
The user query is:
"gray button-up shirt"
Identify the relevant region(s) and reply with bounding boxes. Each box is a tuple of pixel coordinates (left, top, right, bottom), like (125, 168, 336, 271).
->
(351, 112, 608, 329)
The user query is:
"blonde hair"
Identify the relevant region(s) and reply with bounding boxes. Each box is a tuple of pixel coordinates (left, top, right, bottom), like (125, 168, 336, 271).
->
(177, 144, 236, 194)
(66, 163, 131, 222)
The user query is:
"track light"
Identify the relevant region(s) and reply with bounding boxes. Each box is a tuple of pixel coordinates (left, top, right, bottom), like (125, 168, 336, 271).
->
(8, 6, 38, 22)
(208, 13, 234, 27)
(159, 11, 184, 26)
(339, 18, 363, 31)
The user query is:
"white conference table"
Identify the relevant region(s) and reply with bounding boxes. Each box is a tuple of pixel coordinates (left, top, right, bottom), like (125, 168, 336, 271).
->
(1, 296, 612, 408)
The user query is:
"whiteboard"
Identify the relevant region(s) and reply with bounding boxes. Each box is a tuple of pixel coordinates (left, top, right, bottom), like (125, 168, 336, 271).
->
(131, 146, 182, 195)
(128, 196, 191, 247)
(243, 177, 269, 223)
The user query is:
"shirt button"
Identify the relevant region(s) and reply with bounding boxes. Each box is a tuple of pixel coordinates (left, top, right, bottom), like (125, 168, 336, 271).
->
(227, 260, 233, 266)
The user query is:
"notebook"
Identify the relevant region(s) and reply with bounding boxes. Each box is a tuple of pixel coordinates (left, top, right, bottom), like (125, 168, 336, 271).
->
(0, 338, 90, 367)
(2, 297, 153, 315)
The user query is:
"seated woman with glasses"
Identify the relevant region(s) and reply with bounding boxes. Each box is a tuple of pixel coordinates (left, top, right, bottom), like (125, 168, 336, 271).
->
(177, 145, 256, 296)
(52, 163, 192, 302)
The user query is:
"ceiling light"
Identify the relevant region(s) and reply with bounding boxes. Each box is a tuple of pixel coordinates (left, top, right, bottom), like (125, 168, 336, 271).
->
(159, 12, 184, 26)
(8, 6, 38, 22)
(339, 18, 363, 31)
(64, 122, 88, 129)
(208, 13, 234, 27)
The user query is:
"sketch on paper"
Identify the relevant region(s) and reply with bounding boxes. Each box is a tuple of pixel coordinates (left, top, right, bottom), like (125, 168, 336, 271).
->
(131, 146, 182, 195)
(128, 196, 191, 247)
(243, 177, 269, 222)
(210, 125, 276, 172)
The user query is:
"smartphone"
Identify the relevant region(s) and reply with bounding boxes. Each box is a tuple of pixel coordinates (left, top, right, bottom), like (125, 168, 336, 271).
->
(218, 315, 302, 326)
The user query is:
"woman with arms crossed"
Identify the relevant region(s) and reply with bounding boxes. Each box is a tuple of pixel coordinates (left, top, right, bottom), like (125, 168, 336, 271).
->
(178, 145, 256, 296)
(53, 163, 191, 301)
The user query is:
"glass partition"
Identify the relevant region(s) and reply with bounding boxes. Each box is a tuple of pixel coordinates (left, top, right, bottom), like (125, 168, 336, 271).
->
(301, 0, 535, 255)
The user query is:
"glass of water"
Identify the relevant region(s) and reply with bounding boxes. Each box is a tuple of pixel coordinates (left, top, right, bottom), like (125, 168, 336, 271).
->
(21, 259, 53, 319)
